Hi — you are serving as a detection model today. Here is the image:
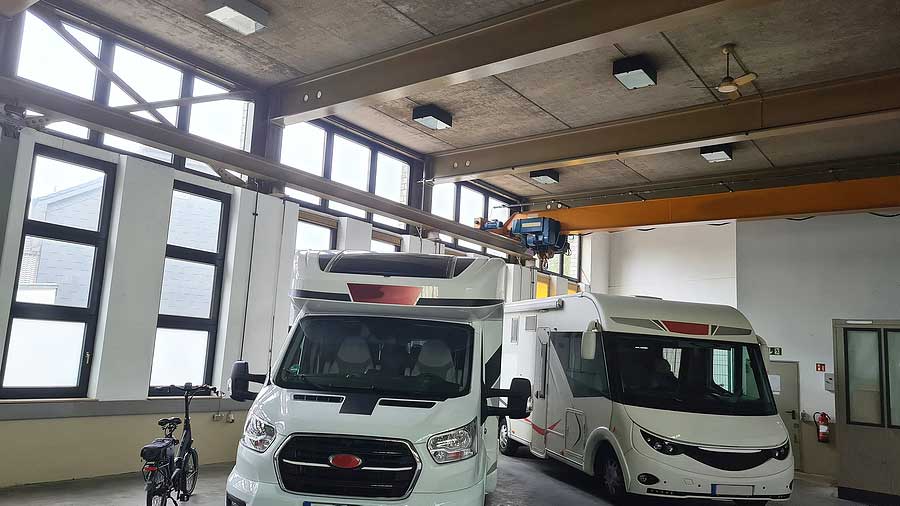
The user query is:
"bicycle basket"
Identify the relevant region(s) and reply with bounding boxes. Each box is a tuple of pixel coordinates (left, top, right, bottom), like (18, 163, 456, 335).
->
(141, 438, 175, 462)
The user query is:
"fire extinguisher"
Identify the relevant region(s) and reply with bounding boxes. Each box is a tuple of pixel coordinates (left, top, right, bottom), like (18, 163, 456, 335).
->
(813, 411, 831, 443)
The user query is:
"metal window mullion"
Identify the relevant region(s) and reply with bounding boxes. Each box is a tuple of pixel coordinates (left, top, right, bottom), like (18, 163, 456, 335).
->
(173, 71, 194, 171)
(321, 130, 335, 209)
(90, 32, 115, 146)
(22, 220, 102, 247)
(10, 302, 94, 321)
(366, 148, 377, 223)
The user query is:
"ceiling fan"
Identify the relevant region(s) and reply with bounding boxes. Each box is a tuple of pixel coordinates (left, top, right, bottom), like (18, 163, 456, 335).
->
(715, 44, 758, 97)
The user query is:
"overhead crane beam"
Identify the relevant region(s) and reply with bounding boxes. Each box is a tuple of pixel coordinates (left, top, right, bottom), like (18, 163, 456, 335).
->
(506, 175, 900, 234)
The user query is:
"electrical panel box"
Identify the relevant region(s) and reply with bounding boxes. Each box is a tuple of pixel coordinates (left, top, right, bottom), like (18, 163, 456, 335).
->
(824, 372, 835, 392)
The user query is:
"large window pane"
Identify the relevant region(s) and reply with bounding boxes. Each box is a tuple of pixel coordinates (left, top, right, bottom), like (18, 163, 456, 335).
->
(846, 329, 882, 425)
(188, 77, 252, 150)
(487, 197, 509, 223)
(546, 254, 561, 274)
(370, 239, 399, 253)
(296, 222, 333, 251)
(26, 110, 90, 139)
(328, 135, 369, 218)
(17, 13, 99, 99)
(104, 44, 181, 162)
(281, 123, 326, 205)
(457, 186, 484, 251)
(2, 319, 85, 387)
(16, 236, 95, 307)
(563, 236, 580, 279)
(888, 330, 900, 427)
(149, 328, 209, 387)
(167, 190, 223, 253)
(28, 156, 105, 231)
(373, 153, 409, 229)
(431, 183, 455, 243)
(158, 258, 215, 318)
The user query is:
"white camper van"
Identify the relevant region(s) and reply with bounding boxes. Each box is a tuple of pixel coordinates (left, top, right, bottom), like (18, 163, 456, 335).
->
(225, 252, 530, 506)
(500, 293, 792, 504)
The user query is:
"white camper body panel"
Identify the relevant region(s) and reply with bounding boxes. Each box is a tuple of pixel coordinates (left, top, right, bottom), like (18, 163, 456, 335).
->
(501, 293, 794, 502)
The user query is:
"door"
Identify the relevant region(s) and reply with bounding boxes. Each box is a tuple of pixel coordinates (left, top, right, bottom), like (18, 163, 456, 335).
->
(768, 360, 802, 469)
(529, 328, 550, 457)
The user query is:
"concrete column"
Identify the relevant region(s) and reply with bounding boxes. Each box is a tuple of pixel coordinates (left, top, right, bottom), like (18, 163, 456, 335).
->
(581, 232, 610, 293)
(0, 131, 32, 363)
(336, 216, 372, 250)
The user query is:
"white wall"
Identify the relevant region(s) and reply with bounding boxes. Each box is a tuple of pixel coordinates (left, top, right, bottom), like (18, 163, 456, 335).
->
(608, 223, 737, 305)
(737, 214, 900, 415)
(581, 232, 610, 293)
(336, 216, 372, 250)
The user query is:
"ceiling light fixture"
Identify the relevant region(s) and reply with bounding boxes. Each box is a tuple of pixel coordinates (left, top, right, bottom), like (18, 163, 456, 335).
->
(700, 144, 734, 163)
(205, 0, 268, 36)
(613, 55, 657, 90)
(412, 104, 452, 130)
(530, 169, 560, 185)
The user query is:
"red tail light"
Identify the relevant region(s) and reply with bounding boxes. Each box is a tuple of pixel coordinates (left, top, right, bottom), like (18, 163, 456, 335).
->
(347, 283, 421, 305)
(661, 320, 710, 335)
(144, 465, 158, 471)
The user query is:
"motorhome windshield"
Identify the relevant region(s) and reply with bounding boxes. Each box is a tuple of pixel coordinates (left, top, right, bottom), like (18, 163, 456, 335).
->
(275, 316, 474, 400)
(604, 332, 777, 416)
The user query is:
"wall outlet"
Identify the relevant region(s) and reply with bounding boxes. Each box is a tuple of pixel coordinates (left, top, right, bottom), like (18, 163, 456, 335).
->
(212, 412, 225, 422)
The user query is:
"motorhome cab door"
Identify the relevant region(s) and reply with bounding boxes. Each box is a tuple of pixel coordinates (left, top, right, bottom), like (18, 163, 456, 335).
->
(530, 328, 550, 457)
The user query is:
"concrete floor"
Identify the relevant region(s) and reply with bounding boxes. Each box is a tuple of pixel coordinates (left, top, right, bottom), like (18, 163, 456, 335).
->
(0, 455, 862, 506)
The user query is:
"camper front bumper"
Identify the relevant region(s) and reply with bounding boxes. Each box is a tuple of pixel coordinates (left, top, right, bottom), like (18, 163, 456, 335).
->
(623, 448, 793, 501)
(226, 469, 485, 506)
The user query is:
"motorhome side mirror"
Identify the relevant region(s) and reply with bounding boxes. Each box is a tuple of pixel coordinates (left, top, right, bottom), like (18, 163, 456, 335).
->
(229, 361, 265, 402)
(506, 378, 532, 420)
(581, 329, 597, 360)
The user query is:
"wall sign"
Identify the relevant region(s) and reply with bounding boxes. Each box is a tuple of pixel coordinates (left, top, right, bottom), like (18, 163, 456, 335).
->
(815, 363, 827, 372)
(769, 347, 783, 356)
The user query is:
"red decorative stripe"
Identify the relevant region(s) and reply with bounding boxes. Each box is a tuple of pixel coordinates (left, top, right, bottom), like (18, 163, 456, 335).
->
(661, 320, 710, 335)
(524, 418, 561, 436)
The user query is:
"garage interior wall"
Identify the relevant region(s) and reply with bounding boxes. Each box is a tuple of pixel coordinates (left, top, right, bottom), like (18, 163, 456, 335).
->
(0, 129, 294, 487)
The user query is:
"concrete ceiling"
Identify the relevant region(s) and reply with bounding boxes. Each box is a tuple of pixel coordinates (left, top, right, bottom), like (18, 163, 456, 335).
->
(52, 0, 900, 203)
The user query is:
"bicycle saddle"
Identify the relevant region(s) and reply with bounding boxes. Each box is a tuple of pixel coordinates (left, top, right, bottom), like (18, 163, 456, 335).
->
(158, 417, 182, 427)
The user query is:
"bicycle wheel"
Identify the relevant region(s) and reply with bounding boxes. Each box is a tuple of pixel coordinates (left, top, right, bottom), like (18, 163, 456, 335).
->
(182, 448, 199, 497)
(145, 471, 167, 506)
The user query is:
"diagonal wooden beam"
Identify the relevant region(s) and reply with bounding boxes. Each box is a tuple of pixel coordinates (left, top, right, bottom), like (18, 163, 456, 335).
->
(432, 70, 900, 183)
(270, 0, 770, 124)
(508, 175, 900, 234)
(29, 4, 175, 127)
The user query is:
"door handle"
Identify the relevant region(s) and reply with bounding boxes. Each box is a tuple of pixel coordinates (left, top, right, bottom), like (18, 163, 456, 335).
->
(784, 409, 796, 420)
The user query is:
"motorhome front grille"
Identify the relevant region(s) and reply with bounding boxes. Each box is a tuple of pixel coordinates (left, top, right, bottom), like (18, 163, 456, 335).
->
(684, 446, 771, 471)
(277, 435, 419, 499)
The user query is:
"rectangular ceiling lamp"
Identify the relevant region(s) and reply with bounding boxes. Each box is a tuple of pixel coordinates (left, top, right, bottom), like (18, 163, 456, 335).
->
(613, 55, 657, 90)
(205, 0, 268, 35)
(529, 169, 560, 185)
(412, 104, 452, 130)
(700, 144, 734, 163)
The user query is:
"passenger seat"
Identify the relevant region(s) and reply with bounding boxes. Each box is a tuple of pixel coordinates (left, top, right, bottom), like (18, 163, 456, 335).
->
(410, 341, 457, 382)
(327, 337, 373, 375)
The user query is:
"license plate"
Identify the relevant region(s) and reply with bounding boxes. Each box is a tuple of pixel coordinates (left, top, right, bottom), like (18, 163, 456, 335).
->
(711, 484, 754, 496)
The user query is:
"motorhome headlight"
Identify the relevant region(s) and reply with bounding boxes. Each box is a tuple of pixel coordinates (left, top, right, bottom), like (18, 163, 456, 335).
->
(769, 440, 790, 460)
(640, 430, 684, 456)
(427, 418, 478, 464)
(241, 413, 276, 453)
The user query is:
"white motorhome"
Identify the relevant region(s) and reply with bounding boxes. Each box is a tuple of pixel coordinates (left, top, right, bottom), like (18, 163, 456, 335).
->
(226, 252, 530, 506)
(500, 293, 792, 505)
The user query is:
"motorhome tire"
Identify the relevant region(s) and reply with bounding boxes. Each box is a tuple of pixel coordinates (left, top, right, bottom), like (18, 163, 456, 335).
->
(499, 418, 521, 456)
(597, 448, 627, 500)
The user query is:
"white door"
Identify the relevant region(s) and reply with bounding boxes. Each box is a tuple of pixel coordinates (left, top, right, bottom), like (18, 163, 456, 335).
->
(529, 328, 550, 457)
(769, 360, 802, 470)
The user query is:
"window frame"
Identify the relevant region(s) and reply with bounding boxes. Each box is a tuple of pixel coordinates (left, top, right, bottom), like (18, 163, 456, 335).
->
(13, 12, 253, 178)
(538, 235, 581, 282)
(279, 119, 420, 235)
(149, 180, 230, 396)
(429, 181, 516, 258)
(887, 329, 900, 429)
(0, 144, 117, 399)
(843, 327, 886, 428)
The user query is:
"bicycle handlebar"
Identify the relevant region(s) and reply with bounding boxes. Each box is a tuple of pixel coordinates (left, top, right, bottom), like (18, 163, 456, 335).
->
(168, 383, 218, 395)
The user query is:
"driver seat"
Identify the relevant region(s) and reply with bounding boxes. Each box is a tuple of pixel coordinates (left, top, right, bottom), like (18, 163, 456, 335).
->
(411, 340, 457, 382)
(327, 337, 373, 375)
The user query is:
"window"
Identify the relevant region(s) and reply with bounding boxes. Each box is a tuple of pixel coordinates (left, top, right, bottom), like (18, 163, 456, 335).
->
(103, 44, 181, 163)
(149, 182, 229, 395)
(17, 12, 99, 100)
(296, 221, 335, 251)
(371, 239, 400, 253)
(1, 146, 115, 398)
(551, 332, 609, 397)
(429, 182, 514, 255)
(457, 186, 485, 252)
(845, 328, 884, 426)
(328, 135, 370, 218)
(541, 235, 581, 281)
(373, 153, 409, 229)
(430, 183, 456, 243)
(281, 123, 326, 205)
(888, 330, 900, 427)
